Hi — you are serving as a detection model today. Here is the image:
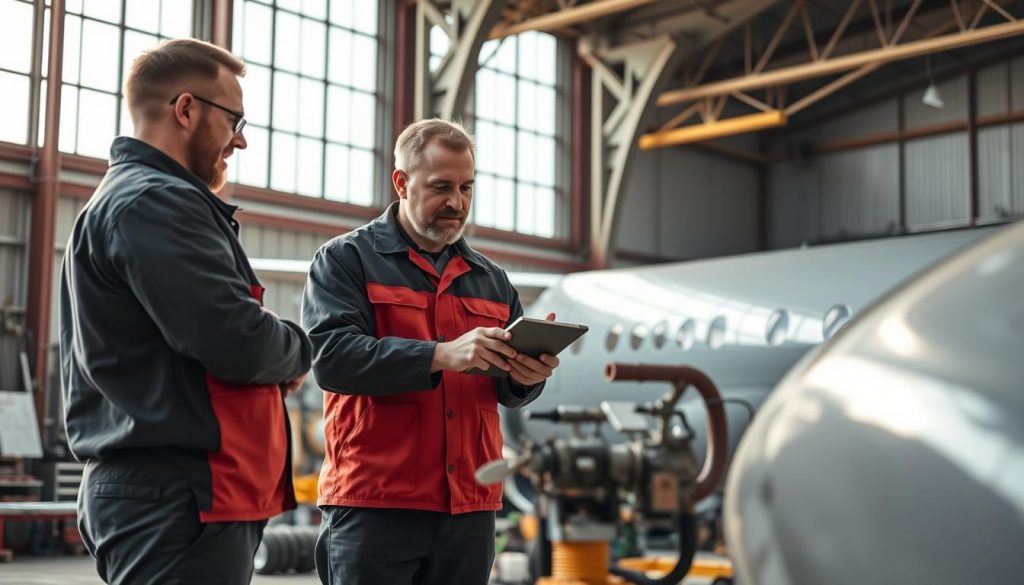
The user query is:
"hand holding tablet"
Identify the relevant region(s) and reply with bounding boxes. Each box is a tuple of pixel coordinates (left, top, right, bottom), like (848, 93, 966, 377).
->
(465, 316, 588, 377)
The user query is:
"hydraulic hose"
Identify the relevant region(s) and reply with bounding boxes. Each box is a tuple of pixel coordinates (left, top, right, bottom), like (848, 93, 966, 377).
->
(605, 363, 729, 501)
(610, 513, 699, 585)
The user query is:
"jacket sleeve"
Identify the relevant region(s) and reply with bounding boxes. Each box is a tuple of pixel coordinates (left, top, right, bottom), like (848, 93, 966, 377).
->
(109, 187, 311, 385)
(495, 274, 545, 409)
(301, 243, 440, 395)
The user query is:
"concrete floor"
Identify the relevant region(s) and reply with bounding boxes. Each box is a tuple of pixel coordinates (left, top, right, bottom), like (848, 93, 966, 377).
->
(0, 556, 318, 584)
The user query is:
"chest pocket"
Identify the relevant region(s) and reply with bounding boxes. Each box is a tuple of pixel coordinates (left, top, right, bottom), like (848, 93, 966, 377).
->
(460, 297, 511, 330)
(367, 284, 432, 340)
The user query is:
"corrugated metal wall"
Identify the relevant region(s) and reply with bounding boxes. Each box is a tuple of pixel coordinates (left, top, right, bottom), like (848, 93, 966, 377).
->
(239, 224, 329, 321)
(0, 187, 30, 391)
(768, 54, 1024, 246)
(904, 134, 970, 228)
(239, 225, 326, 261)
(820, 145, 901, 235)
(977, 59, 1024, 220)
(770, 127, 820, 247)
(618, 129, 761, 260)
(50, 196, 88, 342)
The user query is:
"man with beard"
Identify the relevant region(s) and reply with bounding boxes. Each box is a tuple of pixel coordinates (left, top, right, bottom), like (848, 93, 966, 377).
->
(59, 39, 311, 584)
(302, 118, 560, 585)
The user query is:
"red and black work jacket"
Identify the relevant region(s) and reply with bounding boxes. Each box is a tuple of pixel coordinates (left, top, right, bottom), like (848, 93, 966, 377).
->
(59, 137, 310, 522)
(302, 203, 544, 514)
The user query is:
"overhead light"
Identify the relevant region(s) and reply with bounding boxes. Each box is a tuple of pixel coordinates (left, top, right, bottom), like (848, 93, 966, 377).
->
(922, 54, 943, 109)
(922, 80, 944, 109)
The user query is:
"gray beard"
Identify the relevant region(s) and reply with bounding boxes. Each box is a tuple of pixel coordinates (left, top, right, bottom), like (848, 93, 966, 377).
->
(422, 222, 465, 246)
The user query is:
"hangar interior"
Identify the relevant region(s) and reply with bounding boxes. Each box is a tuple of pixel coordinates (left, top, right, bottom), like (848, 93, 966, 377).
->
(0, 0, 1022, 583)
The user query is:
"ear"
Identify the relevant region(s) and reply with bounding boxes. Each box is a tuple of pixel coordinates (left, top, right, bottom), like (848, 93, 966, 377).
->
(392, 169, 409, 199)
(172, 94, 195, 129)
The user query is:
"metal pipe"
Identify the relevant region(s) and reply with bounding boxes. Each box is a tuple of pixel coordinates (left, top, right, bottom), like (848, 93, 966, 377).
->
(25, 0, 65, 431)
(604, 363, 729, 502)
(211, 0, 233, 49)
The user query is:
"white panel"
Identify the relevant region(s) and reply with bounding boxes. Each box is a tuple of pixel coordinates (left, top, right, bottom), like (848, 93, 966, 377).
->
(241, 225, 329, 262)
(51, 197, 88, 341)
(49, 249, 62, 341)
(769, 159, 819, 249)
(1013, 122, 1024, 214)
(1011, 56, 1024, 111)
(0, 188, 29, 310)
(905, 133, 970, 229)
(240, 224, 264, 257)
(977, 127, 1011, 219)
(694, 157, 758, 257)
(819, 145, 899, 238)
(821, 100, 899, 141)
(54, 196, 87, 246)
(904, 75, 969, 128)
(301, 233, 324, 258)
(279, 231, 299, 258)
(657, 149, 758, 258)
(0, 188, 26, 238)
(615, 150, 659, 254)
(767, 127, 822, 249)
(0, 191, 28, 391)
(977, 63, 1009, 117)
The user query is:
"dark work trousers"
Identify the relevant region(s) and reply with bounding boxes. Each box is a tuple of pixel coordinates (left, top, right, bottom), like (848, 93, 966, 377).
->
(77, 451, 267, 585)
(315, 506, 496, 585)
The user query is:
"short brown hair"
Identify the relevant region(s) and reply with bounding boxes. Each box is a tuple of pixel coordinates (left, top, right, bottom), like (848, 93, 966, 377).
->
(125, 38, 245, 124)
(394, 118, 475, 172)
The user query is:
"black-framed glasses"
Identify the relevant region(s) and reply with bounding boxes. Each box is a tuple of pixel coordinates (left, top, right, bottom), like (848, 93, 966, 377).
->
(169, 93, 247, 134)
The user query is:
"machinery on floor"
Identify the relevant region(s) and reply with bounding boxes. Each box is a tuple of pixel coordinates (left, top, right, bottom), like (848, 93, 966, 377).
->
(479, 363, 733, 585)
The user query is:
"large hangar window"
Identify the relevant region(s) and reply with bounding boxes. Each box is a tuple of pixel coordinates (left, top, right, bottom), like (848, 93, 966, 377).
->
(43, 0, 193, 158)
(0, 0, 35, 145)
(431, 29, 566, 239)
(230, 0, 380, 204)
(474, 32, 561, 238)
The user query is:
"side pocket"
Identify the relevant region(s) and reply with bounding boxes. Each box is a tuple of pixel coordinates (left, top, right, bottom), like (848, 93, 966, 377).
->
(478, 409, 504, 502)
(478, 409, 502, 467)
(204, 379, 289, 521)
(342, 404, 420, 497)
(93, 482, 161, 501)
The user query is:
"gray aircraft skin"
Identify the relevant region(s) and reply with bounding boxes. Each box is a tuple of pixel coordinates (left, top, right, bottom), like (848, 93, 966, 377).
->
(510, 227, 999, 475)
(723, 220, 1024, 585)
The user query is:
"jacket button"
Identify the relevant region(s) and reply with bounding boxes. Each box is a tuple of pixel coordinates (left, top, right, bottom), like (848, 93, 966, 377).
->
(439, 335, 446, 342)
(447, 464, 454, 473)
(446, 409, 454, 418)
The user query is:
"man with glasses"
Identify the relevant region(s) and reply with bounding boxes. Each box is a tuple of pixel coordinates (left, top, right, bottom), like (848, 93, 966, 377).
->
(59, 38, 310, 584)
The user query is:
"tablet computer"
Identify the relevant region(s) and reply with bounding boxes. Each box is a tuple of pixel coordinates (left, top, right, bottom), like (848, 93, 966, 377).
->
(465, 317, 589, 377)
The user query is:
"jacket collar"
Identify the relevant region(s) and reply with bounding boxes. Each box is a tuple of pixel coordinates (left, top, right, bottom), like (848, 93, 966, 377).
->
(108, 137, 238, 220)
(370, 201, 491, 274)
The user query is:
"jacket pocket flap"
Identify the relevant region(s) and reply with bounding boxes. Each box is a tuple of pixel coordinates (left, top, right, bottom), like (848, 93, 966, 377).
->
(460, 297, 510, 322)
(367, 284, 429, 309)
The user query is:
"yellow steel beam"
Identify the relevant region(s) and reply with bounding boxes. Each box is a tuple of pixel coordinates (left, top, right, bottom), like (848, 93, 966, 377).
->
(638, 110, 787, 149)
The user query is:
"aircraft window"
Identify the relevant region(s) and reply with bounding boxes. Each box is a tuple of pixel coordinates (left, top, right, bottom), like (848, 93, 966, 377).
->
(630, 324, 648, 350)
(766, 309, 790, 346)
(823, 304, 851, 339)
(652, 321, 668, 349)
(707, 316, 727, 349)
(676, 319, 696, 350)
(606, 324, 623, 352)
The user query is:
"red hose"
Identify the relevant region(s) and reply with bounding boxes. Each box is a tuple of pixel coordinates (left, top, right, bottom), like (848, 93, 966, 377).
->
(604, 363, 728, 502)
